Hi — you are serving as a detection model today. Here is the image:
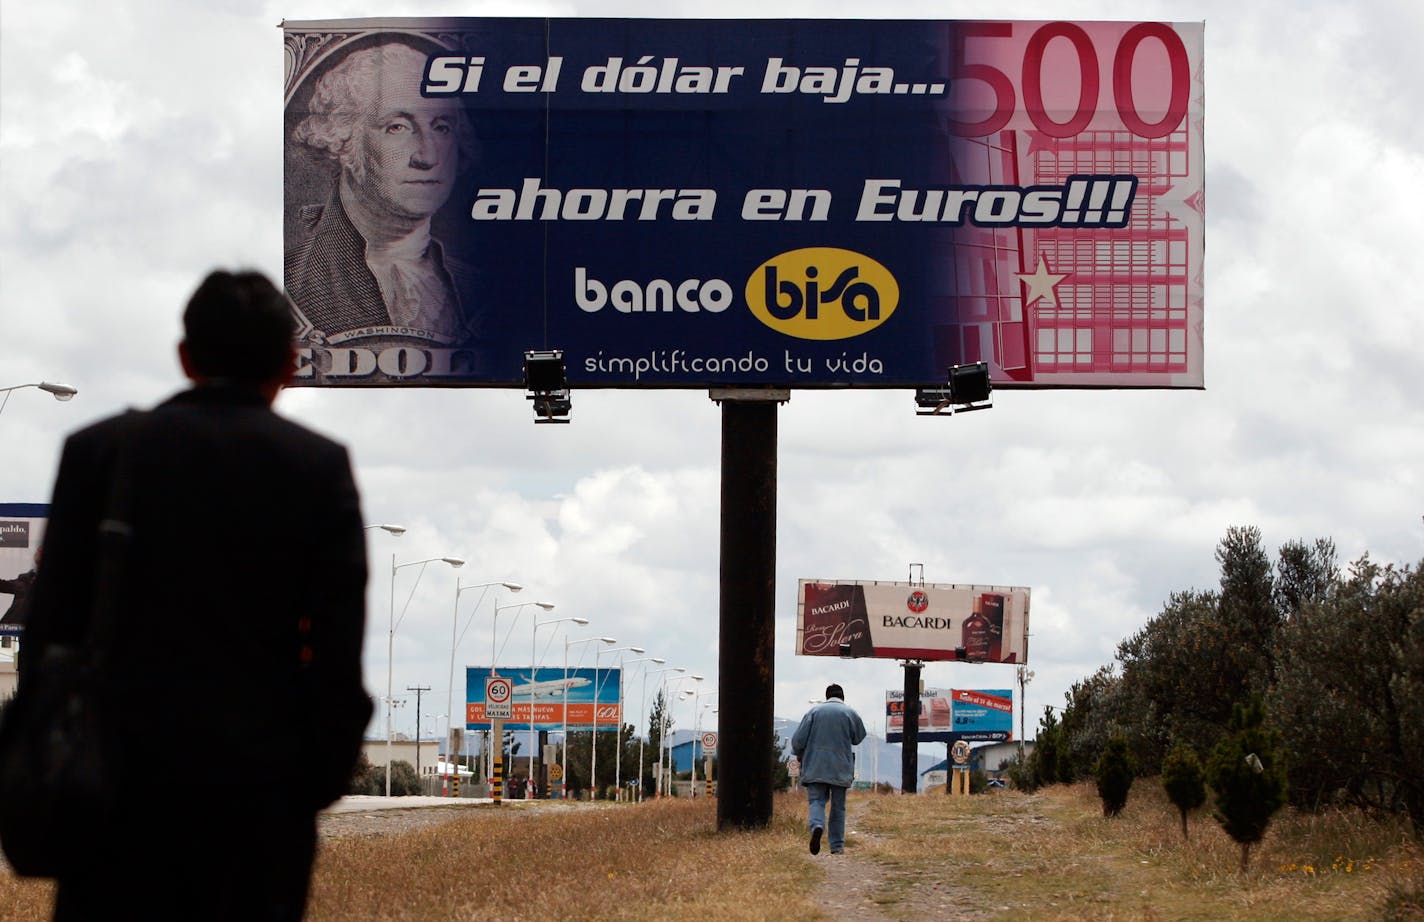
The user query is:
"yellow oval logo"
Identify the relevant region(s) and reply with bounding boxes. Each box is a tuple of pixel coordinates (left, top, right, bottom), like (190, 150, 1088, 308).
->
(745, 248, 899, 340)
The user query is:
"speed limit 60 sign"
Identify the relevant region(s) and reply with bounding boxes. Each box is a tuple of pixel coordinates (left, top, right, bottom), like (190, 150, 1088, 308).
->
(486, 676, 513, 719)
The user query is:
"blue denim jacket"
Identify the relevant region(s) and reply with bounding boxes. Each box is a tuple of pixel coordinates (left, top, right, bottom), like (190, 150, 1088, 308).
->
(792, 698, 867, 787)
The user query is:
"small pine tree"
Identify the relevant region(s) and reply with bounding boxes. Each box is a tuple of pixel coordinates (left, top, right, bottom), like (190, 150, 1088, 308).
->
(1207, 696, 1287, 872)
(1031, 707, 1064, 786)
(1162, 740, 1207, 840)
(1094, 732, 1136, 817)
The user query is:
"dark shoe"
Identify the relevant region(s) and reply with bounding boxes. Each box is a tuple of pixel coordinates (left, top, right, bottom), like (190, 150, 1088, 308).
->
(809, 826, 823, 855)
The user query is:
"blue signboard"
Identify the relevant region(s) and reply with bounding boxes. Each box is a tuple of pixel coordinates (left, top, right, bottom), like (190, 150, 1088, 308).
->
(951, 689, 1013, 742)
(283, 18, 1204, 389)
(464, 666, 622, 731)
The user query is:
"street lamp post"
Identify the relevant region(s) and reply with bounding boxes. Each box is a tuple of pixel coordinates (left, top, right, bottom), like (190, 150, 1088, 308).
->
(617, 656, 664, 799)
(643, 666, 685, 801)
(615, 655, 663, 799)
(591, 645, 643, 799)
(388, 554, 465, 796)
(0, 381, 78, 417)
(488, 601, 554, 800)
(531, 614, 588, 797)
(682, 689, 718, 795)
(449, 579, 523, 788)
(564, 635, 616, 798)
(661, 673, 703, 797)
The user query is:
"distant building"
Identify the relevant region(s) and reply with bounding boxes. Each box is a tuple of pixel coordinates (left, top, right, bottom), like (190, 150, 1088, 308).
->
(920, 740, 1035, 790)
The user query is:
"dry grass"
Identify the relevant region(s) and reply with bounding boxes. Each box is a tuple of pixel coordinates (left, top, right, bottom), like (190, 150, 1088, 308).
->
(3, 785, 1422, 920)
(307, 795, 819, 921)
(848, 781, 1424, 921)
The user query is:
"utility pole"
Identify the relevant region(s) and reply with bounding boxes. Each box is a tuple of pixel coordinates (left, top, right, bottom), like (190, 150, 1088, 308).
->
(408, 684, 431, 786)
(901, 662, 922, 794)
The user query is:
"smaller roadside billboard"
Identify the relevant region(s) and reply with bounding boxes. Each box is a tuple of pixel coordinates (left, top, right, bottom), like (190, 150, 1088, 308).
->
(886, 687, 954, 743)
(885, 687, 1013, 743)
(798, 579, 1029, 664)
(950, 689, 1013, 742)
(0, 503, 47, 637)
(463, 666, 621, 731)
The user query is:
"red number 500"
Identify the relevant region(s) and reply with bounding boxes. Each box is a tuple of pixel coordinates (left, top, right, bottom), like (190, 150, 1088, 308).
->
(949, 22, 1191, 140)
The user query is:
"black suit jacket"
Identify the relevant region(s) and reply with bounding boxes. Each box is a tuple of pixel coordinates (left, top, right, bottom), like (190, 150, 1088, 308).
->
(25, 385, 372, 811)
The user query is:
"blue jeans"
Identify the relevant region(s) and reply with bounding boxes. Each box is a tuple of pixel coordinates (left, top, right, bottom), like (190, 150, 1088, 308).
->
(804, 782, 848, 853)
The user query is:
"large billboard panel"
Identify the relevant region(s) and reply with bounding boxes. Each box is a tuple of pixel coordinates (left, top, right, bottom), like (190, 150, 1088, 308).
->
(885, 687, 1013, 743)
(798, 579, 1029, 663)
(0, 504, 47, 637)
(463, 666, 621, 731)
(283, 18, 1204, 389)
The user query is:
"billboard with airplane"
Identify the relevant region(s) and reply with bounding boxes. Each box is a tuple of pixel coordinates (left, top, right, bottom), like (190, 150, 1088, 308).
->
(463, 666, 621, 731)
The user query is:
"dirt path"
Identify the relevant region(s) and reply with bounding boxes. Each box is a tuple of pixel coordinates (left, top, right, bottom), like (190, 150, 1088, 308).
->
(806, 797, 992, 921)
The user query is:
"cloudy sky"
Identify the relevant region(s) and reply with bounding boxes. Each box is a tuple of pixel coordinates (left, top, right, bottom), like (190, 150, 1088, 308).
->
(3, 0, 1422, 769)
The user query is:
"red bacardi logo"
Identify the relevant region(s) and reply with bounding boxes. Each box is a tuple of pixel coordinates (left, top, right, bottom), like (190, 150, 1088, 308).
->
(907, 590, 929, 613)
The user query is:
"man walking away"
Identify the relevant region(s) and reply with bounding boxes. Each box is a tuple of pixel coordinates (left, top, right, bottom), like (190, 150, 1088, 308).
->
(24, 269, 372, 920)
(792, 684, 866, 855)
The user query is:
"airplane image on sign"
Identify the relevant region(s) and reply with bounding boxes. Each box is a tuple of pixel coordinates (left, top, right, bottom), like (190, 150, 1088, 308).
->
(511, 675, 591, 700)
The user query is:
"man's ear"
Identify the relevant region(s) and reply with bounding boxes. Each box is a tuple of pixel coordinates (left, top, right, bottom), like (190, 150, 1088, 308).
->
(178, 341, 199, 382)
(260, 346, 299, 403)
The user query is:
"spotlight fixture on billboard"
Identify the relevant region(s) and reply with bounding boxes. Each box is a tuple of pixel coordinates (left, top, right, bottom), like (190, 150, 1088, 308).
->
(914, 363, 992, 417)
(524, 350, 571, 424)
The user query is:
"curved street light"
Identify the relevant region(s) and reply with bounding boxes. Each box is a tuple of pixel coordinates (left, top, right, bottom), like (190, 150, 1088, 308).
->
(563, 635, 615, 798)
(528, 614, 588, 797)
(364, 523, 407, 536)
(642, 665, 685, 801)
(447, 579, 523, 780)
(617, 655, 664, 797)
(488, 600, 554, 798)
(0, 381, 78, 417)
(591, 645, 644, 799)
(387, 554, 465, 796)
(660, 672, 703, 797)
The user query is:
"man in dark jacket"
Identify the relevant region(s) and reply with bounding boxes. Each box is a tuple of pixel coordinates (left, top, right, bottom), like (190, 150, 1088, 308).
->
(24, 269, 372, 920)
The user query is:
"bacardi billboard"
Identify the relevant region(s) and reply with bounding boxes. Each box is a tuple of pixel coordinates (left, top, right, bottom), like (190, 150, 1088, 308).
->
(797, 579, 1029, 663)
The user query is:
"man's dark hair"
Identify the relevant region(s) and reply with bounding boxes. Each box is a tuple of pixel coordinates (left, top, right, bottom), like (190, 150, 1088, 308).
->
(183, 270, 296, 381)
(825, 684, 845, 701)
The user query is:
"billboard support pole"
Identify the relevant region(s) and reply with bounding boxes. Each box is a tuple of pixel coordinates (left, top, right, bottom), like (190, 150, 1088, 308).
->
(715, 392, 783, 830)
(901, 661, 922, 794)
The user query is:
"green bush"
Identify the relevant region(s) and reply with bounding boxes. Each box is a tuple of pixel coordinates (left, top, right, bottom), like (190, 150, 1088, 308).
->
(1094, 733, 1136, 817)
(1162, 739, 1207, 840)
(1208, 696, 1287, 872)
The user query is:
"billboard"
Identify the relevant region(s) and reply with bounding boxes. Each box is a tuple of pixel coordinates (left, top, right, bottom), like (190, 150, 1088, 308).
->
(797, 579, 1029, 663)
(463, 666, 621, 731)
(0, 504, 47, 637)
(886, 687, 1013, 743)
(949, 689, 1013, 742)
(283, 18, 1204, 389)
(886, 687, 954, 743)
